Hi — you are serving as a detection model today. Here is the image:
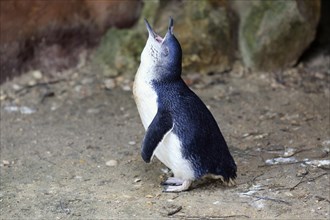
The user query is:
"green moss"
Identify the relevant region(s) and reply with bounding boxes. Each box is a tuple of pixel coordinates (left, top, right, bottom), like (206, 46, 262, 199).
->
(91, 0, 161, 76)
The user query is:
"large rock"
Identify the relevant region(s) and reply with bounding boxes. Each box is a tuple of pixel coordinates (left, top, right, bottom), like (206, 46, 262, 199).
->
(94, 0, 234, 77)
(91, 0, 159, 78)
(0, 0, 142, 82)
(234, 0, 321, 71)
(156, 0, 234, 74)
(1, 0, 324, 83)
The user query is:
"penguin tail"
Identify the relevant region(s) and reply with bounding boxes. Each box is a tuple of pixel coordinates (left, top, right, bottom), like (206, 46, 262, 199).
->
(216, 162, 237, 185)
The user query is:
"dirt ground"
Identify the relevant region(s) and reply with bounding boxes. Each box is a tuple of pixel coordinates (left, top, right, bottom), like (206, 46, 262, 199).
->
(0, 60, 329, 219)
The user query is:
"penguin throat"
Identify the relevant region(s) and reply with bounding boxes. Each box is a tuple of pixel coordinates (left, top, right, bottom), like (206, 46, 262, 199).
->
(151, 31, 163, 43)
(155, 35, 163, 43)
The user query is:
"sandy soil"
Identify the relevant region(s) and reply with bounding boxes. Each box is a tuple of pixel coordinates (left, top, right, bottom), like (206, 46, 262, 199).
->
(0, 63, 329, 219)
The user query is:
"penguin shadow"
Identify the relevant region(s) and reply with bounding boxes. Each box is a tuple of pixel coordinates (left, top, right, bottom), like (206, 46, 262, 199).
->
(191, 177, 237, 192)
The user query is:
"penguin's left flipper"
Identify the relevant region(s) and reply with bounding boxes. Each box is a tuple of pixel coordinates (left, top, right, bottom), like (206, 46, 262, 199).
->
(141, 109, 173, 163)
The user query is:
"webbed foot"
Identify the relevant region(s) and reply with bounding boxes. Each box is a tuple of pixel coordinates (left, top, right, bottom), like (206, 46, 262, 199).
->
(161, 177, 184, 186)
(163, 179, 192, 192)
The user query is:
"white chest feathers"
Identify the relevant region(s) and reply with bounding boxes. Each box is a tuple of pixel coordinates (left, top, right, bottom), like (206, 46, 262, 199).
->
(133, 65, 158, 129)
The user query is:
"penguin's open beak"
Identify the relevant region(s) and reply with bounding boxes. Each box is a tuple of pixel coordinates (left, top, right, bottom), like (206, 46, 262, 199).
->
(144, 17, 174, 43)
(144, 19, 163, 43)
(167, 17, 174, 35)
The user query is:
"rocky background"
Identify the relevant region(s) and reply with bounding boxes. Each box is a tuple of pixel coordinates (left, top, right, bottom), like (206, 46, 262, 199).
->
(0, 0, 329, 82)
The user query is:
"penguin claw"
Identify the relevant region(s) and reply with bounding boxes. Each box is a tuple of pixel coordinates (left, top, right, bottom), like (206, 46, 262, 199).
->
(228, 178, 237, 186)
(162, 180, 192, 192)
(161, 177, 184, 186)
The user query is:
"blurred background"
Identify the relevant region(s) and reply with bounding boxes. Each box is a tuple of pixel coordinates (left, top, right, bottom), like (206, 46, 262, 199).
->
(0, 0, 329, 82)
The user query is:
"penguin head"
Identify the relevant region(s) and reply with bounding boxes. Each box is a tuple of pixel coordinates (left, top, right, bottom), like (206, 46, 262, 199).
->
(141, 18, 182, 81)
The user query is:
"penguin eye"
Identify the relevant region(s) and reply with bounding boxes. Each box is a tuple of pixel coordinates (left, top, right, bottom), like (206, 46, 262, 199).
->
(162, 47, 169, 57)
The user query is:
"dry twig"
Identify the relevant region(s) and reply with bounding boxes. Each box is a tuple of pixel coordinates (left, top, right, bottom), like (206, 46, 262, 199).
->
(290, 172, 327, 191)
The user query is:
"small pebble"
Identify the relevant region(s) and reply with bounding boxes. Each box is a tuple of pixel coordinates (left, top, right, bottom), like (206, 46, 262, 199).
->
(106, 160, 118, 167)
(87, 108, 100, 114)
(306, 159, 330, 169)
(242, 133, 250, 138)
(296, 168, 308, 177)
(134, 178, 141, 183)
(12, 84, 22, 91)
(81, 77, 94, 85)
(20, 106, 36, 114)
(2, 160, 10, 166)
(28, 80, 37, 86)
(4, 106, 18, 112)
(284, 148, 296, 157)
(165, 204, 182, 216)
(0, 94, 7, 101)
(115, 76, 124, 83)
(322, 140, 330, 147)
(32, 70, 43, 79)
(161, 168, 170, 174)
(104, 79, 116, 89)
(145, 194, 153, 198)
(253, 133, 268, 139)
(121, 85, 131, 91)
(74, 85, 82, 93)
(284, 192, 293, 197)
(128, 141, 136, 145)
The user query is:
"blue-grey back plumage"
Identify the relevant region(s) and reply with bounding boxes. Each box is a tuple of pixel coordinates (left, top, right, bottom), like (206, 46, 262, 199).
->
(153, 78, 237, 181)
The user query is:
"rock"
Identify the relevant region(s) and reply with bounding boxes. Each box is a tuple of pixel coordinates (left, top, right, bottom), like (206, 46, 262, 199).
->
(283, 148, 296, 157)
(134, 178, 141, 183)
(305, 159, 330, 169)
(86, 108, 100, 114)
(27, 80, 37, 86)
(1, 0, 324, 82)
(93, 0, 234, 78)
(121, 84, 131, 92)
(155, 0, 234, 74)
(234, 0, 321, 71)
(31, 70, 43, 79)
(81, 78, 94, 85)
(104, 79, 116, 90)
(165, 204, 182, 216)
(4, 106, 36, 114)
(296, 168, 308, 177)
(92, 27, 145, 77)
(105, 160, 118, 167)
(265, 157, 298, 165)
(128, 141, 136, 146)
(2, 160, 10, 166)
(19, 106, 36, 114)
(0, 93, 7, 101)
(322, 140, 330, 147)
(12, 84, 22, 91)
(0, 0, 143, 83)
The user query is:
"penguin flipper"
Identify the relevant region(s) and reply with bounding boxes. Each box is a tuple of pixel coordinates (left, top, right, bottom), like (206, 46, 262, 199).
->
(141, 109, 173, 163)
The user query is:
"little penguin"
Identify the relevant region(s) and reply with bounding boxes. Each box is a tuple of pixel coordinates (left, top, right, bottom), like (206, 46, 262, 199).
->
(133, 18, 237, 192)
